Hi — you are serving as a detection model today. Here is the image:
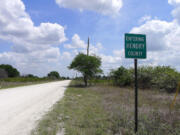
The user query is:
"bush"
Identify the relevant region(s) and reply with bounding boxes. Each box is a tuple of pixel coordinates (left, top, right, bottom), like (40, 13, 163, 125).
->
(151, 66, 180, 93)
(110, 66, 180, 93)
(110, 66, 132, 86)
(137, 66, 154, 89)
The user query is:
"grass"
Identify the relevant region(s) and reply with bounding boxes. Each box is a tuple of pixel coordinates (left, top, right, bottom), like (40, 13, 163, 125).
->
(31, 81, 111, 135)
(89, 79, 113, 86)
(31, 80, 180, 135)
(0, 77, 65, 89)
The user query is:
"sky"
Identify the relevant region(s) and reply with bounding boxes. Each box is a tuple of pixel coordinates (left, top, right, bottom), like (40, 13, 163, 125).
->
(0, 0, 180, 77)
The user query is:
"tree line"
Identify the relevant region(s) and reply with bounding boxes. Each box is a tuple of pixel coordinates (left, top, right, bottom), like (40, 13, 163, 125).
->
(0, 64, 69, 80)
(69, 53, 180, 93)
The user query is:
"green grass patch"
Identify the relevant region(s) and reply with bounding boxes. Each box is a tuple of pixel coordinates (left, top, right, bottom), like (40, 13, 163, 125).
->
(89, 79, 113, 86)
(0, 77, 65, 89)
(63, 87, 111, 135)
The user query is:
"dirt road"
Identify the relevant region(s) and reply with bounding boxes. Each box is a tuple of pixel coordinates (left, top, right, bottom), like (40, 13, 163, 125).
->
(0, 80, 71, 135)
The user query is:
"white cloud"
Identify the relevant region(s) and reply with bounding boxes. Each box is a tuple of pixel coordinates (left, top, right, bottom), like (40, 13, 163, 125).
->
(168, 0, 180, 5)
(113, 50, 122, 56)
(0, 47, 61, 76)
(131, 19, 175, 51)
(168, 0, 180, 23)
(0, 0, 67, 47)
(171, 7, 180, 22)
(80, 43, 103, 55)
(64, 34, 126, 74)
(64, 1, 180, 74)
(64, 34, 104, 55)
(55, 0, 123, 16)
(131, 19, 180, 51)
(0, 0, 68, 76)
(1, 0, 180, 77)
(61, 52, 72, 60)
(64, 34, 86, 49)
(128, 7, 180, 71)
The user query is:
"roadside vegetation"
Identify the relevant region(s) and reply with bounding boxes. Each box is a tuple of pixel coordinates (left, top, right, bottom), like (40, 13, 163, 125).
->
(0, 64, 69, 89)
(69, 53, 102, 86)
(48, 71, 61, 79)
(31, 51, 180, 135)
(0, 64, 20, 77)
(31, 81, 111, 135)
(103, 66, 180, 93)
(31, 80, 180, 135)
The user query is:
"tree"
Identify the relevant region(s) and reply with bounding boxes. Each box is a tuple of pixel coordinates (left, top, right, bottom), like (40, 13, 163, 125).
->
(0, 68, 8, 78)
(47, 71, 60, 79)
(0, 64, 20, 77)
(69, 53, 102, 86)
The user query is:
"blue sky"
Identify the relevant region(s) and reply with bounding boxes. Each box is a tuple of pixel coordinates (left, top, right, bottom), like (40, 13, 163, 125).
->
(0, 0, 180, 77)
(23, 0, 173, 53)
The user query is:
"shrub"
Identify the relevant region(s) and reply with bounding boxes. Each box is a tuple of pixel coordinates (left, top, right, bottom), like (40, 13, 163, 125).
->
(110, 66, 180, 92)
(151, 66, 180, 93)
(110, 66, 132, 86)
(137, 66, 154, 89)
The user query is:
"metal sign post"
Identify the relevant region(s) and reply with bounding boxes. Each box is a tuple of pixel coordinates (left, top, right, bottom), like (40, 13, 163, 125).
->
(125, 33, 146, 133)
(134, 58, 138, 132)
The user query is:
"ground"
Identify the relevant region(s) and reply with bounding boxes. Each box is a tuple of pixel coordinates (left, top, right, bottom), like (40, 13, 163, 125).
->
(32, 81, 180, 135)
(0, 81, 70, 135)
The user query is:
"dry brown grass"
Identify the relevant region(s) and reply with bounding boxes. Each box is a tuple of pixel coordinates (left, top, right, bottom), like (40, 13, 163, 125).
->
(89, 86, 180, 135)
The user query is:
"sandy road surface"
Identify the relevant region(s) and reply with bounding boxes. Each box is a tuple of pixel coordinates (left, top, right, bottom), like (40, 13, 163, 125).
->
(0, 80, 71, 135)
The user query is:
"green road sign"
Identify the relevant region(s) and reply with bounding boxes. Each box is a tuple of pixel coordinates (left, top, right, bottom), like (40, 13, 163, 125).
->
(125, 33, 146, 59)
